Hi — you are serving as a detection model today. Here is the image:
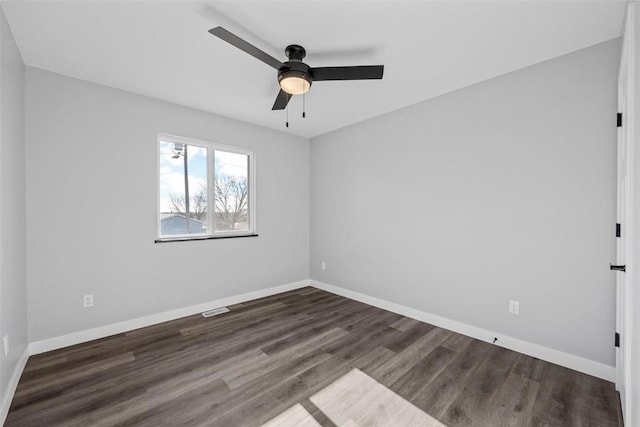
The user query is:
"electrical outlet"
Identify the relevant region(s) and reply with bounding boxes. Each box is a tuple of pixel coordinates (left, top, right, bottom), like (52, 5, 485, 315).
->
(83, 294, 94, 308)
(3, 334, 9, 357)
(509, 300, 519, 315)
(321, 261, 326, 271)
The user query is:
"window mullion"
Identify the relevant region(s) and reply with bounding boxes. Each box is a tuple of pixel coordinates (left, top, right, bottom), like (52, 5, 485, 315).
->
(208, 148, 215, 236)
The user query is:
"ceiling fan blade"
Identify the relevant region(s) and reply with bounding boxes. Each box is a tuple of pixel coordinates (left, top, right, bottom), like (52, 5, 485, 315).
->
(272, 89, 292, 110)
(310, 65, 384, 81)
(209, 26, 285, 70)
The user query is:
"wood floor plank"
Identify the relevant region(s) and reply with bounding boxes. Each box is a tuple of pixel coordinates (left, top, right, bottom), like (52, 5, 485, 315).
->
(320, 312, 404, 359)
(441, 333, 474, 353)
(351, 345, 397, 373)
(203, 350, 334, 427)
(479, 372, 540, 427)
(130, 380, 233, 427)
(390, 316, 422, 332)
(578, 374, 621, 426)
(390, 345, 457, 399)
(528, 362, 587, 426)
(223, 327, 347, 389)
(71, 379, 231, 427)
(5, 287, 622, 427)
(146, 348, 270, 394)
(510, 353, 546, 382)
(298, 344, 397, 395)
(369, 326, 451, 386)
(412, 339, 496, 418)
(14, 352, 135, 398)
(383, 321, 436, 353)
(441, 346, 519, 426)
(20, 354, 68, 373)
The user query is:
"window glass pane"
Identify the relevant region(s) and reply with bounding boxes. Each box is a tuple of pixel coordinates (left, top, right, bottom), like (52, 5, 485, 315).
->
(159, 141, 208, 236)
(214, 150, 249, 232)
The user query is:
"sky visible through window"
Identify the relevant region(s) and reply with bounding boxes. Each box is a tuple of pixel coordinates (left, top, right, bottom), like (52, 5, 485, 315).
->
(159, 141, 207, 212)
(159, 141, 248, 213)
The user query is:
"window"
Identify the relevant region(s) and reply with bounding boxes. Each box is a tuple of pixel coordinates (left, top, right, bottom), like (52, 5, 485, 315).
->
(157, 134, 255, 241)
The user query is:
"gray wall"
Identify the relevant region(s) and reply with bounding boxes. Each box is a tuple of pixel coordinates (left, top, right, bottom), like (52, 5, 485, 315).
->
(311, 39, 619, 366)
(25, 69, 310, 341)
(0, 7, 27, 404)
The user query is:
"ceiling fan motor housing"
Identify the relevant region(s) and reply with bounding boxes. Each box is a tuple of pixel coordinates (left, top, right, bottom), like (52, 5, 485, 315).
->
(278, 61, 313, 90)
(278, 46, 313, 94)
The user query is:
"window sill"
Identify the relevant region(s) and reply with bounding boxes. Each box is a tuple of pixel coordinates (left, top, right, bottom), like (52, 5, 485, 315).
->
(155, 234, 258, 243)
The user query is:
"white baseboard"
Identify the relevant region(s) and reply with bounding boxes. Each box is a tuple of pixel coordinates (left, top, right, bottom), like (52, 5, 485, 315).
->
(29, 280, 310, 355)
(311, 280, 615, 382)
(1, 346, 30, 425)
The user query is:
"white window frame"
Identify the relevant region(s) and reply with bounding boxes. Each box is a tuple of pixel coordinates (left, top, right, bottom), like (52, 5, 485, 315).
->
(156, 133, 256, 242)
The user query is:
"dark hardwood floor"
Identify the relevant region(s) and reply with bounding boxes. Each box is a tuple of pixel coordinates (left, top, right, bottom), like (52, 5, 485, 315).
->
(6, 287, 623, 426)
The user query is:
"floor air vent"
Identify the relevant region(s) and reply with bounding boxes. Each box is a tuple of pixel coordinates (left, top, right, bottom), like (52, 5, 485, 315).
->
(201, 307, 229, 317)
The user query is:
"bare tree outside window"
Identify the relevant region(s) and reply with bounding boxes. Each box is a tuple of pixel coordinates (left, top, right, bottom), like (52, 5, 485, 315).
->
(215, 176, 248, 230)
(168, 187, 208, 221)
(167, 176, 248, 231)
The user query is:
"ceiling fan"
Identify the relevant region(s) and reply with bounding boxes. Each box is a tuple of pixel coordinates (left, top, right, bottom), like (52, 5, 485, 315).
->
(208, 27, 385, 111)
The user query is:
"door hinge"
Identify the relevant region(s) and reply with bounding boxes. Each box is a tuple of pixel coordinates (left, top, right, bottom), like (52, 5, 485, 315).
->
(615, 332, 620, 348)
(616, 223, 621, 238)
(617, 112, 623, 127)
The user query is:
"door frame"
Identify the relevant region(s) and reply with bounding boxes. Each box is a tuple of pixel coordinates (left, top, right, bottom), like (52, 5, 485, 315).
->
(616, 3, 635, 425)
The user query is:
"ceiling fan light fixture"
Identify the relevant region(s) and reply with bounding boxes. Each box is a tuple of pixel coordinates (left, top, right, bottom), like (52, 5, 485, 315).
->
(279, 71, 312, 95)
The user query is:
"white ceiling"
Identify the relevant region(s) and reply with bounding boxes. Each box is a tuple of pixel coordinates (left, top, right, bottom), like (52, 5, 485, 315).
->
(1, 1, 626, 138)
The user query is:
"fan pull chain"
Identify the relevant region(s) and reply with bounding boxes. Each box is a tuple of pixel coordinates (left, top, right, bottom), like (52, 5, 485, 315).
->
(303, 92, 306, 118)
(286, 104, 289, 128)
